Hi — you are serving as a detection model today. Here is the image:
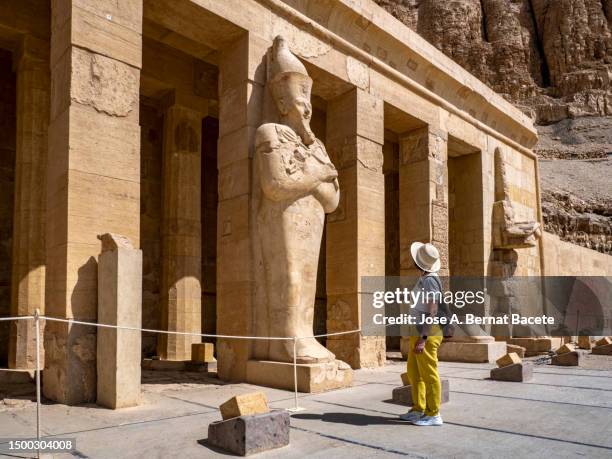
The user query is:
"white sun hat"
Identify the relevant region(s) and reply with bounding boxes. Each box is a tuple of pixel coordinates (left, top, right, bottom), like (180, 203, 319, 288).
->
(410, 242, 441, 273)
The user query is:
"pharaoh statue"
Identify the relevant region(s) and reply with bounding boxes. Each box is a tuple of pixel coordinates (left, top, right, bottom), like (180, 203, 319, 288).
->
(253, 36, 340, 364)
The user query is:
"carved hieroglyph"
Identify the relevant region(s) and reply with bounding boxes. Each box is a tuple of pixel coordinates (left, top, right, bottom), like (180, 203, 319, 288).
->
(253, 36, 339, 364)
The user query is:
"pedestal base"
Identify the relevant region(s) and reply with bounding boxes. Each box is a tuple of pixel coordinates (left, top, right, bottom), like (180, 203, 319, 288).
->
(438, 341, 507, 363)
(592, 344, 612, 355)
(551, 351, 580, 366)
(506, 338, 563, 356)
(490, 362, 533, 382)
(207, 411, 289, 456)
(246, 360, 352, 393)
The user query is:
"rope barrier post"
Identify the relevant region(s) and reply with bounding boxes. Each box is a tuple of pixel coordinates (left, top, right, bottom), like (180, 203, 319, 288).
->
(286, 336, 305, 413)
(34, 308, 42, 459)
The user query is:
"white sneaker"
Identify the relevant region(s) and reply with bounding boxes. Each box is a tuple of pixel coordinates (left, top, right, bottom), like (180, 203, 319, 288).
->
(399, 410, 424, 423)
(413, 414, 443, 426)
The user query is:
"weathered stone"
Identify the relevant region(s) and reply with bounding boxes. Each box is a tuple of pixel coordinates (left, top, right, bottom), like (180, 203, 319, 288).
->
(595, 337, 612, 347)
(400, 372, 410, 386)
(492, 149, 541, 249)
(592, 344, 612, 356)
(97, 234, 142, 409)
(577, 336, 592, 350)
(551, 351, 580, 366)
(556, 343, 576, 355)
(392, 379, 450, 406)
(207, 411, 290, 456)
(438, 341, 507, 363)
(246, 360, 352, 393)
(220, 392, 269, 421)
(96, 234, 142, 409)
(71, 48, 139, 117)
(496, 352, 522, 368)
(506, 338, 563, 356)
(506, 344, 526, 358)
(192, 343, 215, 363)
(490, 362, 533, 382)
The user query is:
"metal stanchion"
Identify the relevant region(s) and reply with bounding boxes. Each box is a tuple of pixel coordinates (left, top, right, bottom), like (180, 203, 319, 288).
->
(34, 309, 42, 459)
(286, 336, 305, 413)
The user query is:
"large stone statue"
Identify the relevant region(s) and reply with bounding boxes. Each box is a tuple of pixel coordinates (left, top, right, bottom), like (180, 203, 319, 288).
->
(253, 36, 339, 364)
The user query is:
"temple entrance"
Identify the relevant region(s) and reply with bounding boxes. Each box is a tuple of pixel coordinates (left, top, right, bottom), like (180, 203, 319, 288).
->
(448, 138, 485, 277)
(0, 49, 16, 367)
(139, 20, 220, 360)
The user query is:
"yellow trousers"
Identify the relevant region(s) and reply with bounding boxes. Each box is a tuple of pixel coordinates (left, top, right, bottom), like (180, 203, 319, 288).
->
(406, 335, 443, 416)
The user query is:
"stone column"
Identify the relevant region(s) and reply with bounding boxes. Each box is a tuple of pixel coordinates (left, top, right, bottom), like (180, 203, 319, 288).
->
(9, 36, 49, 370)
(97, 234, 142, 409)
(398, 126, 449, 277)
(45, 0, 142, 404)
(216, 33, 265, 381)
(157, 98, 202, 361)
(325, 88, 386, 369)
(398, 126, 448, 357)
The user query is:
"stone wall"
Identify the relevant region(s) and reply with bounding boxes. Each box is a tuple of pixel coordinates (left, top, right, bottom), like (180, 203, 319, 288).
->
(0, 50, 15, 365)
(543, 231, 612, 276)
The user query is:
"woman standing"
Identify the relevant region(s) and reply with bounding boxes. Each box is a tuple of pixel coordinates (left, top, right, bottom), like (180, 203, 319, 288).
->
(399, 242, 444, 426)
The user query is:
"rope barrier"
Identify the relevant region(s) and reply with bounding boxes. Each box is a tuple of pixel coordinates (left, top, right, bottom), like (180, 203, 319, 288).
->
(0, 313, 361, 454)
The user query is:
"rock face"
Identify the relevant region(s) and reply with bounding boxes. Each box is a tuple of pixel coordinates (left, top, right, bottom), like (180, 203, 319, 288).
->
(376, 0, 612, 254)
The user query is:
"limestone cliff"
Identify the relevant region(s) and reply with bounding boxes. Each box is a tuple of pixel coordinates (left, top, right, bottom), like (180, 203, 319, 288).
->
(376, 0, 611, 254)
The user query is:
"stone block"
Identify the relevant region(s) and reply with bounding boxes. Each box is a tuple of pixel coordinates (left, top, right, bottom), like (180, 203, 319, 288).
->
(246, 360, 352, 393)
(595, 337, 612, 347)
(506, 337, 562, 356)
(400, 372, 410, 386)
(192, 343, 215, 363)
(220, 392, 269, 421)
(551, 351, 580, 366)
(392, 379, 450, 406)
(577, 336, 592, 350)
(490, 362, 533, 382)
(96, 235, 142, 409)
(556, 343, 575, 355)
(592, 344, 612, 355)
(207, 410, 290, 456)
(496, 352, 522, 368)
(438, 341, 507, 363)
(506, 344, 526, 358)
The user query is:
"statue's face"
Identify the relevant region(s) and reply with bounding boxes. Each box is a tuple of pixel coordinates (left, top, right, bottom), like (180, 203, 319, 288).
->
(274, 75, 315, 145)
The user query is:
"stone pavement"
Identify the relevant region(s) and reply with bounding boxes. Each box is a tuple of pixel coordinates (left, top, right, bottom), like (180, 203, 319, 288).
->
(1, 355, 611, 458)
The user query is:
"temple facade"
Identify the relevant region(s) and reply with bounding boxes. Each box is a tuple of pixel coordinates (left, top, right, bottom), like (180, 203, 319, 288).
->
(0, 0, 610, 405)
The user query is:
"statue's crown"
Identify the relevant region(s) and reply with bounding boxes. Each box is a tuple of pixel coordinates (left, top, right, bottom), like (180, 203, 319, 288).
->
(268, 36, 309, 84)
